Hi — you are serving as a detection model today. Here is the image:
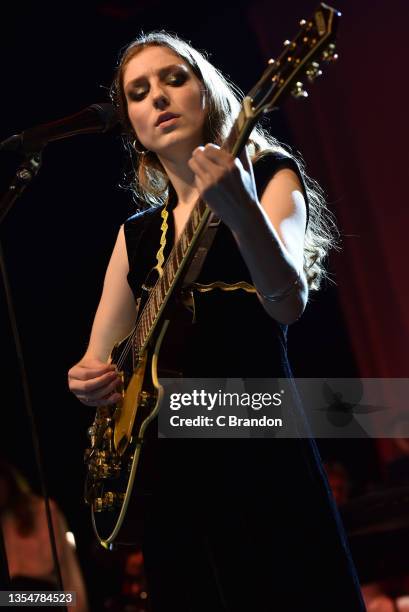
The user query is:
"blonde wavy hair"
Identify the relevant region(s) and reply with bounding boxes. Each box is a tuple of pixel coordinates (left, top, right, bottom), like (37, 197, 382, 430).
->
(110, 31, 338, 290)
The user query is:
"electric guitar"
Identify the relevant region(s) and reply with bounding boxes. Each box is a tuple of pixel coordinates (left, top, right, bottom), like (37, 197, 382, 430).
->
(84, 3, 341, 547)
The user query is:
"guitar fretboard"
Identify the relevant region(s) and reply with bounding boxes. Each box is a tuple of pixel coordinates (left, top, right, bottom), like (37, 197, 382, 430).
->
(132, 197, 207, 351)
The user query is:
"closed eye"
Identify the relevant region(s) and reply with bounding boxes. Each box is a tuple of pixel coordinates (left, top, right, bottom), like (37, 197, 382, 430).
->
(126, 66, 190, 102)
(166, 71, 188, 86)
(127, 88, 147, 102)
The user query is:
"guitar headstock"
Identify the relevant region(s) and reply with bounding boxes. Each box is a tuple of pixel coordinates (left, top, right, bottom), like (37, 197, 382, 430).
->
(248, 3, 341, 115)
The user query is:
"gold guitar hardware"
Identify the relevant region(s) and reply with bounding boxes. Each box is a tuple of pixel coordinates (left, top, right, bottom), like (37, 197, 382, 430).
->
(139, 391, 151, 406)
(292, 81, 308, 98)
(93, 492, 125, 513)
(89, 450, 121, 479)
(306, 61, 323, 82)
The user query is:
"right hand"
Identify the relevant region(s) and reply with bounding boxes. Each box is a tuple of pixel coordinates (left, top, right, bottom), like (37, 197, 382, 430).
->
(68, 358, 122, 406)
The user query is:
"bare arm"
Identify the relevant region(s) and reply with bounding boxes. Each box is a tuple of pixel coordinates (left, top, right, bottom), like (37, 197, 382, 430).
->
(189, 145, 308, 324)
(231, 166, 308, 325)
(68, 225, 137, 405)
(85, 225, 137, 362)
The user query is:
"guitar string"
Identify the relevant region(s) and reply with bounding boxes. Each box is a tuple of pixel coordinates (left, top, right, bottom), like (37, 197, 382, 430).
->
(114, 205, 202, 371)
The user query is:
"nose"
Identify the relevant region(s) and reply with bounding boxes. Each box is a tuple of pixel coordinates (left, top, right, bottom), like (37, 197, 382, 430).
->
(151, 85, 169, 111)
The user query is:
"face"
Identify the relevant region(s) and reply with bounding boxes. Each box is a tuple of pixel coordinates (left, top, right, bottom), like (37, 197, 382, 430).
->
(123, 46, 207, 159)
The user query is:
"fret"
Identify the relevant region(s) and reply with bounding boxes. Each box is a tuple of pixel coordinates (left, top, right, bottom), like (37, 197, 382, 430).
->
(185, 220, 194, 243)
(132, 332, 139, 355)
(191, 211, 198, 230)
(192, 206, 199, 229)
(160, 270, 167, 293)
(157, 276, 165, 302)
(152, 287, 159, 312)
(181, 230, 188, 253)
(135, 328, 142, 352)
(176, 240, 183, 265)
(142, 313, 148, 339)
(145, 305, 152, 331)
(170, 254, 177, 277)
(186, 218, 194, 239)
(166, 259, 173, 281)
(164, 266, 171, 292)
(148, 298, 156, 327)
(174, 251, 179, 274)
(146, 306, 153, 332)
(158, 278, 166, 302)
(140, 330, 146, 347)
(135, 325, 142, 349)
(198, 199, 207, 217)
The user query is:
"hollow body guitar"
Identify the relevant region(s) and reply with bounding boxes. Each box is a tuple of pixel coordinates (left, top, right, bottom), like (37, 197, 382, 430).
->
(84, 3, 340, 547)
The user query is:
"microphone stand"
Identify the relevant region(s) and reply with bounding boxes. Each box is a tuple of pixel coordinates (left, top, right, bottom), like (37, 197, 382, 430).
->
(0, 151, 42, 224)
(0, 150, 67, 610)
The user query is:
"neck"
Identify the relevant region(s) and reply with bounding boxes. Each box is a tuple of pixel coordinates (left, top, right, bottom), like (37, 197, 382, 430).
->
(157, 149, 199, 207)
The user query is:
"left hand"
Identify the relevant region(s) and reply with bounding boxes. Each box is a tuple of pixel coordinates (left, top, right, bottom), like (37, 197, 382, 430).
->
(188, 143, 258, 231)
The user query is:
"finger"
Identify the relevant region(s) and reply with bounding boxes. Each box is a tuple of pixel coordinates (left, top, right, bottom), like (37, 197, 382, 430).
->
(191, 147, 218, 175)
(203, 143, 251, 178)
(200, 143, 235, 168)
(80, 392, 122, 407)
(69, 370, 120, 394)
(68, 363, 116, 381)
(188, 155, 207, 176)
(188, 158, 209, 195)
(85, 376, 122, 402)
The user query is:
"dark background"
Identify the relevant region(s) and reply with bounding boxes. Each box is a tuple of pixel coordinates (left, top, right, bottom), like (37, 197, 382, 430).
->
(1, 0, 407, 606)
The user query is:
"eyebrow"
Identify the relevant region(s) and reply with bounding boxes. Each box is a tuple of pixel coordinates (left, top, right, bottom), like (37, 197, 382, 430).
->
(124, 63, 188, 91)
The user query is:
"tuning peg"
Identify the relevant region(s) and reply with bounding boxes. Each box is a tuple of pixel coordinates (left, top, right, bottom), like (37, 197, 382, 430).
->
(292, 81, 308, 99)
(322, 43, 339, 63)
(299, 18, 313, 30)
(306, 61, 323, 82)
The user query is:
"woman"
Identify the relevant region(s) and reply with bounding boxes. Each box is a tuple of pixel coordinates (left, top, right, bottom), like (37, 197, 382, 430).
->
(0, 462, 88, 611)
(68, 32, 365, 611)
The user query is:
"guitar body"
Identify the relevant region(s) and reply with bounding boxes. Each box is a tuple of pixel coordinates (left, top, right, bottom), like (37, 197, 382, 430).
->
(85, 296, 194, 547)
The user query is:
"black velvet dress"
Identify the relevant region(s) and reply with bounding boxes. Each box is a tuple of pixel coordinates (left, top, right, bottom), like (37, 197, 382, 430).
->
(123, 153, 366, 611)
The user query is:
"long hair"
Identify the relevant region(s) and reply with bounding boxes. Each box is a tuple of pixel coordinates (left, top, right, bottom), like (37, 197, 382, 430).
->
(110, 31, 338, 290)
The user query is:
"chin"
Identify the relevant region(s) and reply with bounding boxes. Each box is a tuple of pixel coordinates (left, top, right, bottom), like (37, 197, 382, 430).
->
(155, 133, 202, 158)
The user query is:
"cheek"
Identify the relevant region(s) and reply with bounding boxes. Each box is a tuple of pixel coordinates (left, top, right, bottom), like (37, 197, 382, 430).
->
(186, 90, 206, 125)
(180, 81, 205, 112)
(127, 105, 148, 139)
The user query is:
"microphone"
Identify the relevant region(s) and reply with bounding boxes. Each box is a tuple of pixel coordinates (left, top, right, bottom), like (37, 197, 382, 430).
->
(0, 103, 119, 152)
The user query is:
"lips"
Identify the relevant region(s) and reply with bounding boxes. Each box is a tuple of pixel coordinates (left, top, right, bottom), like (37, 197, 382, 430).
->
(155, 112, 180, 126)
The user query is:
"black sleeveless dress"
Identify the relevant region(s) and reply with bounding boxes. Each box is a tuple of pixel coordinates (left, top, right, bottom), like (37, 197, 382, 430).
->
(123, 153, 365, 612)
